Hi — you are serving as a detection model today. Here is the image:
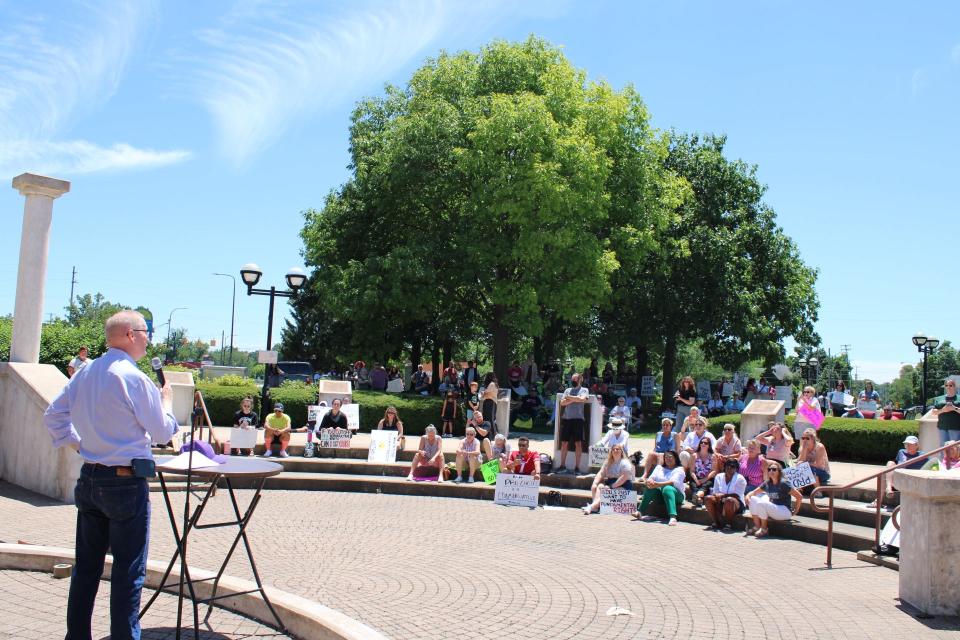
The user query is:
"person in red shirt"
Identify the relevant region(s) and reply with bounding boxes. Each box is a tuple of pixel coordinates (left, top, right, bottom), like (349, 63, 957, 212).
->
(505, 437, 540, 479)
(877, 404, 900, 421)
(507, 360, 523, 390)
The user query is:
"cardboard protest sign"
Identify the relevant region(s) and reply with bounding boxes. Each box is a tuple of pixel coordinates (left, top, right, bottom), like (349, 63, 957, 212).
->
(480, 459, 500, 485)
(367, 430, 398, 463)
(783, 462, 817, 489)
(590, 445, 610, 467)
(229, 427, 257, 449)
(319, 427, 353, 448)
(599, 488, 637, 515)
(721, 383, 734, 397)
(494, 473, 540, 508)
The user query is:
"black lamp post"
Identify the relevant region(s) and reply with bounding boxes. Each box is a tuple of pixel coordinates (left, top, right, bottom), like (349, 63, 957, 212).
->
(797, 356, 819, 386)
(912, 332, 940, 414)
(240, 263, 307, 419)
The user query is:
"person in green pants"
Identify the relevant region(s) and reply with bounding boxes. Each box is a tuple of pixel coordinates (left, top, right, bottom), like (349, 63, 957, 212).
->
(632, 450, 686, 526)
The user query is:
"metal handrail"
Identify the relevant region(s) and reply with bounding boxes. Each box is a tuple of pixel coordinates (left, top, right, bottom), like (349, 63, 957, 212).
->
(809, 440, 955, 567)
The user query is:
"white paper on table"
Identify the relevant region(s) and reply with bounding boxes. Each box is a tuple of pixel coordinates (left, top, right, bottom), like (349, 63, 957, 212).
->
(160, 452, 220, 470)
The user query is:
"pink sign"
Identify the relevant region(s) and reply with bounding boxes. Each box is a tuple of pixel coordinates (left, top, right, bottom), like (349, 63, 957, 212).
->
(798, 403, 825, 429)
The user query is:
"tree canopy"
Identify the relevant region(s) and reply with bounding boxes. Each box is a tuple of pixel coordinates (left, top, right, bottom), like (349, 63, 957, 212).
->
(282, 36, 820, 391)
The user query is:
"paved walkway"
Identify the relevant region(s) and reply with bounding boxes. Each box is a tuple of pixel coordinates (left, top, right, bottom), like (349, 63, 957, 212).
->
(0, 568, 290, 639)
(1, 481, 957, 639)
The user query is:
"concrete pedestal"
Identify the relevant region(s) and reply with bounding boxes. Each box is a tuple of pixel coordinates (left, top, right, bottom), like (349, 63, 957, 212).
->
(318, 380, 352, 407)
(896, 469, 960, 616)
(739, 399, 785, 442)
(917, 409, 941, 457)
(166, 370, 196, 427)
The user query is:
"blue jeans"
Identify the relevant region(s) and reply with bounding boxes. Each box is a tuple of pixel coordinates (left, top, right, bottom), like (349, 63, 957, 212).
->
(68, 465, 150, 640)
(939, 429, 960, 446)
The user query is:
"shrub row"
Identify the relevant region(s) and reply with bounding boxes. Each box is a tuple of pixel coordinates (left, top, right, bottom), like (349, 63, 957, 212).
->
(707, 414, 920, 464)
(194, 383, 468, 435)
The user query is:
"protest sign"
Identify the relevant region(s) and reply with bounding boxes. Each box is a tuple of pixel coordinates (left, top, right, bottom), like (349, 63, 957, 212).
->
(797, 403, 824, 429)
(775, 386, 794, 409)
(721, 382, 734, 397)
(640, 376, 655, 397)
(599, 488, 637, 515)
(368, 430, 398, 463)
(697, 380, 712, 403)
(494, 473, 540, 508)
(590, 445, 610, 467)
(229, 427, 257, 450)
(319, 427, 353, 449)
(309, 404, 361, 431)
(784, 462, 817, 489)
(480, 459, 500, 485)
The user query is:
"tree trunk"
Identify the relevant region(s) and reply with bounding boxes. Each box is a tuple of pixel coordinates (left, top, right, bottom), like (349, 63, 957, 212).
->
(491, 304, 509, 385)
(410, 337, 422, 371)
(616, 348, 626, 379)
(532, 336, 543, 371)
(430, 339, 441, 394)
(660, 335, 678, 411)
(442, 339, 453, 369)
(636, 344, 650, 417)
(543, 318, 561, 364)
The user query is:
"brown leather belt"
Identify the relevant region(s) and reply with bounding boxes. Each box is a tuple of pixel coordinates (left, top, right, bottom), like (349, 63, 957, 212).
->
(85, 463, 134, 476)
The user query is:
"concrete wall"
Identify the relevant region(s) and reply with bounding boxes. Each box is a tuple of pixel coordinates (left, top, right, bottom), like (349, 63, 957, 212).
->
(0, 362, 79, 503)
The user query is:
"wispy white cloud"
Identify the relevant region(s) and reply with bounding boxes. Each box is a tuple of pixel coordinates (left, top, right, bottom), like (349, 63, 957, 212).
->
(188, 0, 562, 166)
(0, 140, 190, 180)
(0, 1, 189, 177)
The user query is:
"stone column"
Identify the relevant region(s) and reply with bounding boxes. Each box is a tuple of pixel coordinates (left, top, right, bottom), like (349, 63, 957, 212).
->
(9, 173, 70, 363)
(896, 469, 960, 616)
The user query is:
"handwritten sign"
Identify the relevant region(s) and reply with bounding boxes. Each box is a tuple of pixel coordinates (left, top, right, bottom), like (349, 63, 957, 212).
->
(367, 430, 398, 463)
(308, 404, 360, 431)
(589, 445, 610, 467)
(599, 488, 637, 515)
(721, 383, 734, 397)
(480, 459, 500, 485)
(640, 376, 655, 397)
(494, 473, 540, 508)
(797, 403, 825, 429)
(783, 462, 817, 489)
(318, 427, 353, 449)
(229, 427, 257, 449)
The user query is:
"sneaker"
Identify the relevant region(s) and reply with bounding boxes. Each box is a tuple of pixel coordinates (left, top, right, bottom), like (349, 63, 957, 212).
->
(668, 517, 677, 526)
(262, 450, 273, 458)
(640, 515, 657, 522)
(466, 477, 475, 484)
(554, 467, 568, 475)
(582, 506, 592, 515)
(279, 450, 289, 458)
(453, 476, 463, 483)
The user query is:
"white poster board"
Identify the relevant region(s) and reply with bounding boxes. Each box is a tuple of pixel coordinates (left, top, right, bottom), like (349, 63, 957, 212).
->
(257, 350, 278, 364)
(721, 382, 734, 397)
(589, 445, 610, 467)
(640, 376, 655, 397)
(494, 473, 540, 508)
(229, 427, 257, 449)
(599, 488, 637, 515)
(368, 430, 398, 462)
(783, 462, 817, 489)
(308, 404, 360, 431)
(697, 380, 712, 402)
(775, 386, 794, 409)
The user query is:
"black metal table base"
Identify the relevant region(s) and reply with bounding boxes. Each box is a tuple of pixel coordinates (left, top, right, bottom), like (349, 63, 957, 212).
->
(139, 472, 286, 639)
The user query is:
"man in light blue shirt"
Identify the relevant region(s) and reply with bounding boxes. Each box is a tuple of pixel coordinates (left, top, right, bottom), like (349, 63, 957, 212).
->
(45, 310, 178, 640)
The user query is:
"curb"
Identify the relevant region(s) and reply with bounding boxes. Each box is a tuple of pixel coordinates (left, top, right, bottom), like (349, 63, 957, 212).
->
(0, 543, 389, 640)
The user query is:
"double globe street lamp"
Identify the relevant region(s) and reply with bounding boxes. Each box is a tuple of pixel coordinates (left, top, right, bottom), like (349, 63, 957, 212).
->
(240, 263, 307, 418)
(912, 332, 940, 414)
(797, 356, 819, 386)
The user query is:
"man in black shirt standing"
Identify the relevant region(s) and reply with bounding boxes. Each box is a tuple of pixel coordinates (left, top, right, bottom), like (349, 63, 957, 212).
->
(933, 378, 960, 446)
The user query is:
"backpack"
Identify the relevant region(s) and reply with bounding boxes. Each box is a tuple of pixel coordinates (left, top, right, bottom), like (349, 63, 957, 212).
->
(539, 453, 553, 475)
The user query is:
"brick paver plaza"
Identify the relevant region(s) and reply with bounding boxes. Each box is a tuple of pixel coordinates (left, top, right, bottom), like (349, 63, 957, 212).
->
(1, 481, 957, 639)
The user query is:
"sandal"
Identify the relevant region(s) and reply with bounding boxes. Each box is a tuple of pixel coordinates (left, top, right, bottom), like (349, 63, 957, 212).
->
(756, 528, 769, 538)
(630, 511, 642, 520)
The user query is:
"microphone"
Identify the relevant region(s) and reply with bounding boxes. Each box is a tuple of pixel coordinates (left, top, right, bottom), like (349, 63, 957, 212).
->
(151, 357, 166, 387)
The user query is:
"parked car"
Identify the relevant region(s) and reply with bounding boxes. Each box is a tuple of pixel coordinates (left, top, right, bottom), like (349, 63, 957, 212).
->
(268, 361, 314, 387)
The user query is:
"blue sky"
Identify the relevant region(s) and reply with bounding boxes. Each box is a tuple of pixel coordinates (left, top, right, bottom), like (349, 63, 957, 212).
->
(1, 0, 957, 382)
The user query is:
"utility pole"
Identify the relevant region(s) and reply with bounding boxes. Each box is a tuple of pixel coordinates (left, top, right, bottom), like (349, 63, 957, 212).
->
(69, 266, 77, 308)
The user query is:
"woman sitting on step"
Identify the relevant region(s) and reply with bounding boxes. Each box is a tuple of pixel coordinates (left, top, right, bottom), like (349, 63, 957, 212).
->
(745, 462, 803, 538)
(632, 450, 686, 526)
(582, 444, 634, 515)
(377, 405, 405, 452)
(797, 428, 831, 486)
(407, 425, 445, 482)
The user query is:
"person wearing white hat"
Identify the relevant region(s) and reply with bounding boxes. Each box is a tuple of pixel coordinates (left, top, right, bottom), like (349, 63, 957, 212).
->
(598, 418, 630, 454)
(868, 435, 925, 510)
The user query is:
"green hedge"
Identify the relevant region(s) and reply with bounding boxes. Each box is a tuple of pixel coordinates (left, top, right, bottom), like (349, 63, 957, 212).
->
(194, 383, 468, 435)
(707, 414, 919, 464)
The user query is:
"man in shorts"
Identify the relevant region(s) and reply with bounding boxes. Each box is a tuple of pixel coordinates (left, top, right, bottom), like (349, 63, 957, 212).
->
(556, 373, 589, 474)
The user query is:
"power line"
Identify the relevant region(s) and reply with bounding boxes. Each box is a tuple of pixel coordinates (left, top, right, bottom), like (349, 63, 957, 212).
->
(69, 266, 78, 309)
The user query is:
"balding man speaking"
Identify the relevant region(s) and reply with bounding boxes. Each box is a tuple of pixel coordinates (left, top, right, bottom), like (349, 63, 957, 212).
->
(45, 309, 179, 640)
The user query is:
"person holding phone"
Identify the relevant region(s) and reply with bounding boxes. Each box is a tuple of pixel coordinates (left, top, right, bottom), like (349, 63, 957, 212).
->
(231, 396, 258, 456)
(45, 310, 179, 640)
(934, 379, 960, 446)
